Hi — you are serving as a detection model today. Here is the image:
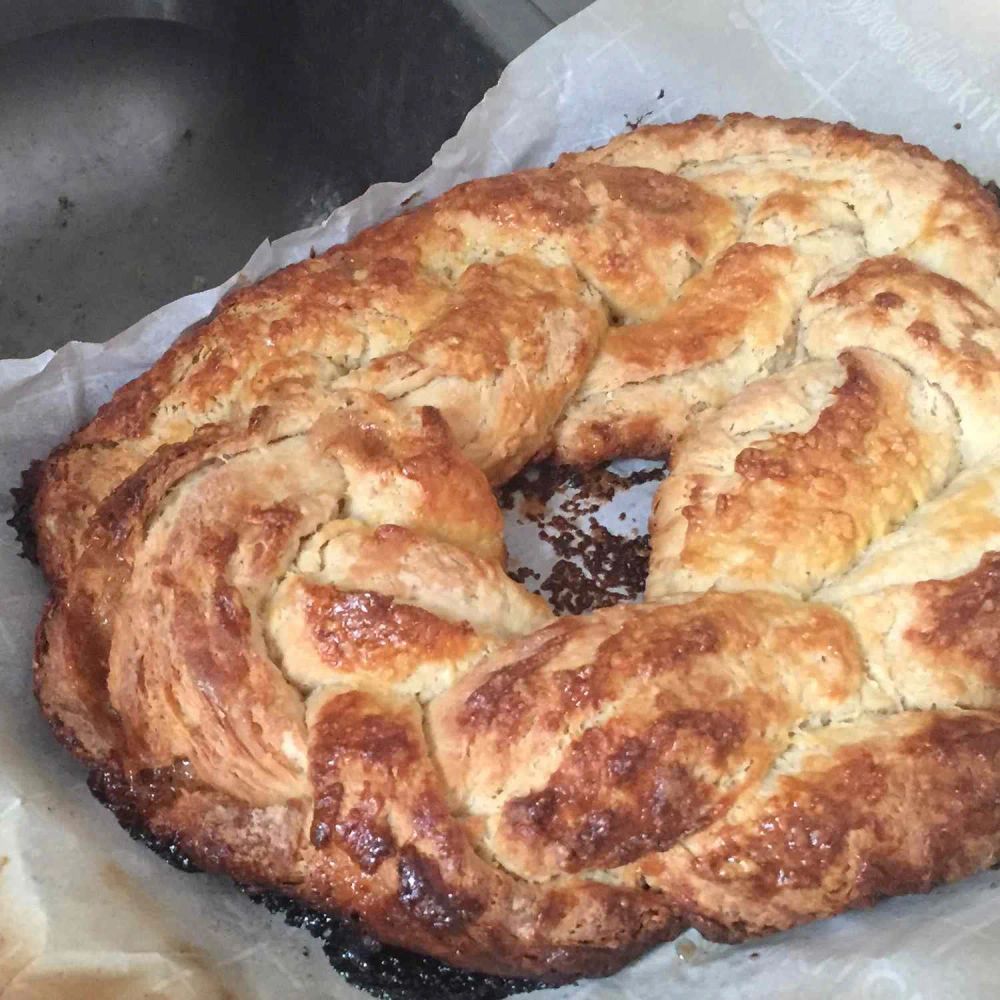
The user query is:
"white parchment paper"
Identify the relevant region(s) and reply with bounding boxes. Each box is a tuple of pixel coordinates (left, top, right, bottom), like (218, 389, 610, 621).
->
(2, 1, 1000, 996)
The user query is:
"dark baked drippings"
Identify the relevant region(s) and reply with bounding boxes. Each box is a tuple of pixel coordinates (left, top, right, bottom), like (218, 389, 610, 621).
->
(499, 460, 663, 615)
(88, 767, 203, 874)
(540, 524, 652, 615)
(497, 460, 663, 510)
(89, 764, 545, 1000)
(7, 457, 45, 566)
(248, 892, 544, 1000)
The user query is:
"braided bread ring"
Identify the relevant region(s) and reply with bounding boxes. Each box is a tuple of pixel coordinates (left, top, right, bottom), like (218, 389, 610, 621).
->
(29, 114, 1000, 985)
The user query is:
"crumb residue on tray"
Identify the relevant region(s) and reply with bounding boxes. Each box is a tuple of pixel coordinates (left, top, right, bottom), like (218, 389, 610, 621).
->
(499, 461, 665, 615)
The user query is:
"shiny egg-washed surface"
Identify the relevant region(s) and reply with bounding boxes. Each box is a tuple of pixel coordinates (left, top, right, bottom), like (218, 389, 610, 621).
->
(28, 115, 1000, 985)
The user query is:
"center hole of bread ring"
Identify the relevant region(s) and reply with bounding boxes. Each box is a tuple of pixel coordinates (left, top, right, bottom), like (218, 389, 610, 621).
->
(498, 458, 665, 615)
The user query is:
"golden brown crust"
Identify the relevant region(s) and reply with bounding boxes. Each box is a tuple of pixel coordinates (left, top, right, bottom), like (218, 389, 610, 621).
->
(292, 582, 482, 683)
(799, 256, 1000, 463)
(907, 553, 1000, 682)
(646, 348, 959, 600)
(428, 594, 863, 881)
(551, 242, 810, 465)
(634, 711, 1000, 939)
(816, 454, 1000, 711)
(28, 114, 1000, 983)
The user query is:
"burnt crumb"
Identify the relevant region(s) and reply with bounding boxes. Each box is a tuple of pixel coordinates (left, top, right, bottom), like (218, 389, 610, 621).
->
(507, 565, 540, 586)
(182, 127, 194, 143)
(954, 122, 962, 130)
(624, 110, 653, 131)
(500, 462, 661, 615)
(8, 459, 45, 565)
(749, 951, 760, 960)
(657, 88, 665, 100)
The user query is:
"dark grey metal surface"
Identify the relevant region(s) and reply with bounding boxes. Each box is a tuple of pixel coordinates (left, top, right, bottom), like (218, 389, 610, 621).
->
(0, 0, 589, 359)
(0, 0, 239, 45)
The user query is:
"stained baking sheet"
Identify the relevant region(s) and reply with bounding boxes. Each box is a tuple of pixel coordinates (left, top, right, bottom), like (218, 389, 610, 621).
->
(2, 1, 1000, 996)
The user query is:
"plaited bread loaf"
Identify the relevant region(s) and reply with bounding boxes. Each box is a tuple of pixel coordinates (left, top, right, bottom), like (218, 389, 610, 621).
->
(25, 114, 1000, 991)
